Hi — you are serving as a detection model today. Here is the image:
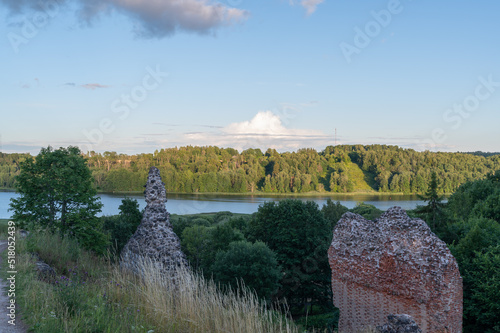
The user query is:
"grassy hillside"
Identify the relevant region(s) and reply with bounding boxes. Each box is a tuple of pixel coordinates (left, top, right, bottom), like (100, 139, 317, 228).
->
(344, 161, 376, 192)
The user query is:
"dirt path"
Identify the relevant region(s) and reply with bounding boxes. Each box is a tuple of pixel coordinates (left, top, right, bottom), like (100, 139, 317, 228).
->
(0, 240, 27, 333)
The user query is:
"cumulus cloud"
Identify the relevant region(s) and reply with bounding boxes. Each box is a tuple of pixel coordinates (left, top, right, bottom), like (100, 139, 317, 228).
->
(180, 111, 332, 152)
(73, 112, 331, 154)
(0, 0, 248, 38)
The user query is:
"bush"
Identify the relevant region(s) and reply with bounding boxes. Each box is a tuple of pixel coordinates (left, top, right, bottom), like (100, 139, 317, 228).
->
(102, 198, 142, 256)
(212, 241, 280, 301)
(191, 217, 212, 227)
(228, 216, 250, 233)
(450, 217, 500, 260)
(350, 202, 383, 221)
(181, 223, 245, 273)
(461, 246, 500, 333)
(294, 311, 339, 332)
(214, 211, 233, 224)
(321, 199, 349, 229)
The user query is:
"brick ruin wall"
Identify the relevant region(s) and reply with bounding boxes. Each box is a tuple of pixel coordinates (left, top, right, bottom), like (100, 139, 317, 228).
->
(328, 207, 462, 333)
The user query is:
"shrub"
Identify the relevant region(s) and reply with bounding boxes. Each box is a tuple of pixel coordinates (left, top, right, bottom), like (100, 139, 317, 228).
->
(212, 240, 280, 301)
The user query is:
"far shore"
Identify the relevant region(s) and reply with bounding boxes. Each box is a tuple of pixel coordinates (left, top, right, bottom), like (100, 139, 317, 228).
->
(1, 188, 451, 197)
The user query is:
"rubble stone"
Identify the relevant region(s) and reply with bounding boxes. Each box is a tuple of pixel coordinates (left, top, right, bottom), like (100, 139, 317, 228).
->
(376, 314, 422, 333)
(120, 167, 187, 276)
(328, 207, 462, 333)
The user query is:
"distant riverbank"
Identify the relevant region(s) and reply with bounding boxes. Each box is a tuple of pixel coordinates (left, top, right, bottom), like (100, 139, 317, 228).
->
(2, 188, 450, 197)
(1, 190, 432, 219)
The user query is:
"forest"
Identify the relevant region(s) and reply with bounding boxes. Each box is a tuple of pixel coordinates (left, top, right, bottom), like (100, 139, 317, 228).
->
(1, 145, 500, 194)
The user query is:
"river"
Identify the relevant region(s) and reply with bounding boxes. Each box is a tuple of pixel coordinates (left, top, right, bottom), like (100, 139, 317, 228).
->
(0, 190, 428, 219)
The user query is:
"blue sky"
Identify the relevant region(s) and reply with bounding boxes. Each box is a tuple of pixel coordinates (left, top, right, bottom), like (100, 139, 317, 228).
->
(1, 0, 499, 155)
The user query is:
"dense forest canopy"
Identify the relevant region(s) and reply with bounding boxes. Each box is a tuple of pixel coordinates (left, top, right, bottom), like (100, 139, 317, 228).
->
(1, 145, 500, 194)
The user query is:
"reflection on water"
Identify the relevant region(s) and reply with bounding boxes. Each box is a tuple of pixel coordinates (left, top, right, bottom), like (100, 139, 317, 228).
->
(1, 190, 431, 219)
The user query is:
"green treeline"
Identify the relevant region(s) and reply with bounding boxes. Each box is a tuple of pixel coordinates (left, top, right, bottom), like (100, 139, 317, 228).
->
(1, 145, 500, 193)
(0, 152, 30, 188)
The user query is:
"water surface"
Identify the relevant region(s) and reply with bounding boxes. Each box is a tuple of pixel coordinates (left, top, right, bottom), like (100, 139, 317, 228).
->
(0, 190, 427, 219)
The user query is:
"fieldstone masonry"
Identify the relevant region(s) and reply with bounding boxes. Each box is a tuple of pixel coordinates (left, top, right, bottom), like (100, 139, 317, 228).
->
(328, 207, 462, 333)
(377, 314, 422, 333)
(120, 167, 187, 276)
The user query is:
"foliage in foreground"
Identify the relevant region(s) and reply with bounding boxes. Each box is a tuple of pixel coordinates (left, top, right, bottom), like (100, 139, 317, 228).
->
(430, 171, 500, 333)
(212, 240, 281, 301)
(248, 200, 333, 315)
(6, 231, 302, 333)
(9, 146, 108, 254)
(101, 197, 142, 256)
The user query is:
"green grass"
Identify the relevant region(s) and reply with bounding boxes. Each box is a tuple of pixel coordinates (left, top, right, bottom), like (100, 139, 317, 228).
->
(0, 219, 10, 236)
(344, 162, 377, 192)
(3, 231, 304, 333)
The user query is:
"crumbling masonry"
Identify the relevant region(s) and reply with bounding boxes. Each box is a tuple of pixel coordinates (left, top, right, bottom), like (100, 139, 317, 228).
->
(328, 207, 462, 333)
(121, 166, 187, 275)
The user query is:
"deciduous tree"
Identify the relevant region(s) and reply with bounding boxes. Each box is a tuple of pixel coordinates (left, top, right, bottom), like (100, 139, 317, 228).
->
(10, 146, 108, 253)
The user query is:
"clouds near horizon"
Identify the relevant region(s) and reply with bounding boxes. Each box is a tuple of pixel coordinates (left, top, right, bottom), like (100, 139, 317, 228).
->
(182, 111, 332, 152)
(81, 83, 109, 90)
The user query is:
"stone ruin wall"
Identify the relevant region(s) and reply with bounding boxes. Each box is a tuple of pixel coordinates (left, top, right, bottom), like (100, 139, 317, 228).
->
(328, 207, 462, 333)
(120, 166, 187, 276)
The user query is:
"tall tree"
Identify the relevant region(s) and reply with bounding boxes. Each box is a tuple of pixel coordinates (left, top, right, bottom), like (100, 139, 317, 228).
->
(321, 199, 349, 229)
(415, 171, 446, 231)
(10, 146, 108, 253)
(103, 198, 142, 255)
(248, 199, 332, 314)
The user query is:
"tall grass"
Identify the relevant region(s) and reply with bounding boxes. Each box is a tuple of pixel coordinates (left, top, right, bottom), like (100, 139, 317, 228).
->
(110, 258, 297, 333)
(0, 219, 10, 236)
(6, 232, 152, 332)
(6, 231, 301, 333)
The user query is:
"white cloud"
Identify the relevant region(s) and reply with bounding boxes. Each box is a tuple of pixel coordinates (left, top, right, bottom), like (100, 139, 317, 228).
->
(225, 111, 287, 135)
(299, 0, 325, 16)
(180, 111, 332, 152)
(105, 0, 248, 37)
(0, 0, 248, 37)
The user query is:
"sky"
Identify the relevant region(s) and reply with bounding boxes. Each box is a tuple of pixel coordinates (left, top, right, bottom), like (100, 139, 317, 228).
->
(1, 0, 499, 155)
